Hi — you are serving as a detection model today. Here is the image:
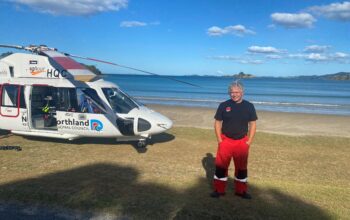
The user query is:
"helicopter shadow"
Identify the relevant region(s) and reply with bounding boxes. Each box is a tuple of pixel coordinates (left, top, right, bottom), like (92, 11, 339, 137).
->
(0, 129, 12, 140)
(22, 132, 175, 153)
(0, 162, 332, 219)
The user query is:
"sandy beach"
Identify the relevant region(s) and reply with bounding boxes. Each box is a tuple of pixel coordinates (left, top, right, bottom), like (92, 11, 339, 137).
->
(150, 104, 350, 138)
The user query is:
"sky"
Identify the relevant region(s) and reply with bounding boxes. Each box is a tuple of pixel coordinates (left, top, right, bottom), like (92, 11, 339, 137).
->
(0, 0, 349, 77)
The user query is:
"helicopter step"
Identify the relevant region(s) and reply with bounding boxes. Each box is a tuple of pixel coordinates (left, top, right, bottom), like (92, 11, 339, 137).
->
(115, 135, 150, 148)
(11, 130, 80, 140)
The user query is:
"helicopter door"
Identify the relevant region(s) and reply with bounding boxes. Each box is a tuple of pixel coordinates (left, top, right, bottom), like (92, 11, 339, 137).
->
(0, 84, 28, 131)
(30, 85, 58, 130)
(55, 87, 119, 137)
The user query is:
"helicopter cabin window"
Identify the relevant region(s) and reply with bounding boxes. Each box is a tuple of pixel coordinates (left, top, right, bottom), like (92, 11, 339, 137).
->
(102, 88, 138, 114)
(56, 88, 79, 112)
(77, 88, 105, 114)
(1, 85, 26, 108)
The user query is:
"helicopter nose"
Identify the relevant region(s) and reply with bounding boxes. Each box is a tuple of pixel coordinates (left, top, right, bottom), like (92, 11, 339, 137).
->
(133, 106, 173, 134)
(155, 114, 173, 131)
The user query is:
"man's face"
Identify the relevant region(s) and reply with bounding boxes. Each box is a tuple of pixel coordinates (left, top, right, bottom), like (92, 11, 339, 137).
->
(229, 86, 243, 103)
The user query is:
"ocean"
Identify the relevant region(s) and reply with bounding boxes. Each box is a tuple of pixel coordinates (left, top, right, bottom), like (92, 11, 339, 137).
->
(102, 74, 350, 116)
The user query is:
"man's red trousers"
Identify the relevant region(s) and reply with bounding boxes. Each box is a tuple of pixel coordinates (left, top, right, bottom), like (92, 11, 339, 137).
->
(213, 134, 249, 195)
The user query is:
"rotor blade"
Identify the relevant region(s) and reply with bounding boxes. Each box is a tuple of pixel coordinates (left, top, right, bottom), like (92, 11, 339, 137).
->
(64, 53, 201, 88)
(0, 44, 25, 50)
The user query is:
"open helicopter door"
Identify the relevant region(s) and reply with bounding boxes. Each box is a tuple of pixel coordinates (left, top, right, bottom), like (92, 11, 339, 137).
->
(53, 87, 119, 138)
(0, 84, 29, 131)
(30, 85, 58, 131)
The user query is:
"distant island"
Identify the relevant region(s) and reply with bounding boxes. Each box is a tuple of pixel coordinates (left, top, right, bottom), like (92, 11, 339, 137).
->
(223, 72, 255, 79)
(293, 72, 350, 81)
(221, 71, 350, 81)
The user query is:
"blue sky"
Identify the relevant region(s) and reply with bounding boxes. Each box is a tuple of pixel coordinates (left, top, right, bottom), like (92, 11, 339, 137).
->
(0, 0, 349, 76)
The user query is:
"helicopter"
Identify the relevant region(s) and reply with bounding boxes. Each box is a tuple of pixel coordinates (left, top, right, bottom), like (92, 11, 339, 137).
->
(0, 44, 184, 148)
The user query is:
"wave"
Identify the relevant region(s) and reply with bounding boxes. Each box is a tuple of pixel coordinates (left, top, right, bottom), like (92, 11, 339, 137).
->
(130, 89, 350, 99)
(251, 101, 340, 107)
(134, 96, 344, 108)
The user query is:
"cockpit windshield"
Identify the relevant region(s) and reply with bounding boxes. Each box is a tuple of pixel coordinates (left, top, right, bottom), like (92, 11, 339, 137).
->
(102, 88, 139, 114)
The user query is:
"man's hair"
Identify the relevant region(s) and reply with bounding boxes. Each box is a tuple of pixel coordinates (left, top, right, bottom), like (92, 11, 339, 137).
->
(228, 80, 244, 93)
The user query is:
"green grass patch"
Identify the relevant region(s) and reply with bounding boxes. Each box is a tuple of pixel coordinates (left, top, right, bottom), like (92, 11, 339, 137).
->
(0, 128, 349, 219)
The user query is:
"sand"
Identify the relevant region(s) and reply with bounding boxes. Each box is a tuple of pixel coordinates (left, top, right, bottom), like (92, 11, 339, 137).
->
(149, 104, 350, 138)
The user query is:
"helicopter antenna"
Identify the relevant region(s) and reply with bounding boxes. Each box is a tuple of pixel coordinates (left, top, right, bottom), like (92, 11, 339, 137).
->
(64, 53, 201, 88)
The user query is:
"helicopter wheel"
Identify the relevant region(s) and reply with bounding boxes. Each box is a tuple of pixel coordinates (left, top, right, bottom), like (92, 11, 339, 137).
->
(137, 139, 147, 148)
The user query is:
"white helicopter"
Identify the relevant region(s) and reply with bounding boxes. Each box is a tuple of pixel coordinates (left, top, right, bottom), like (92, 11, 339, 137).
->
(0, 44, 186, 148)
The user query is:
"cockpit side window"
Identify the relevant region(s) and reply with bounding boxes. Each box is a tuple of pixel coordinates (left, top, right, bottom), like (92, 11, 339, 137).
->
(77, 88, 106, 114)
(102, 88, 138, 114)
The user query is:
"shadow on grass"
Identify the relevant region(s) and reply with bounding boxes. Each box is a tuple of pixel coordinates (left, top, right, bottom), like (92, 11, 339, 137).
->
(0, 129, 12, 139)
(197, 153, 332, 220)
(22, 132, 175, 153)
(0, 162, 332, 219)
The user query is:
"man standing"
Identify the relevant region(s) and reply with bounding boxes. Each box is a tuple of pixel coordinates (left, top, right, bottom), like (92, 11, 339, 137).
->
(211, 81, 257, 199)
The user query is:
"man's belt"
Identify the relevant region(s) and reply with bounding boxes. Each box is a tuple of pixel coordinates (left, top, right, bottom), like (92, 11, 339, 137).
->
(224, 133, 246, 140)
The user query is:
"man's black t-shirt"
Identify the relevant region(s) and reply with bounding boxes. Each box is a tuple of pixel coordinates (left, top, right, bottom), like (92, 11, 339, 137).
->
(214, 99, 257, 139)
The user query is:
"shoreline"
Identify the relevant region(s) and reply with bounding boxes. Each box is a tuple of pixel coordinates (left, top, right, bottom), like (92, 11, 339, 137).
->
(149, 104, 350, 138)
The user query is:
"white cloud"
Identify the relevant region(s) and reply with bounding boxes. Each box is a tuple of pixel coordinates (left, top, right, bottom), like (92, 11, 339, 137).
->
(271, 12, 316, 28)
(120, 20, 160, 28)
(288, 53, 307, 59)
(304, 45, 331, 53)
(248, 46, 282, 54)
(266, 54, 283, 59)
(306, 53, 328, 61)
(332, 52, 349, 58)
(239, 59, 264, 64)
(207, 25, 255, 36)
(288, 52, 350, 63)
(208, 55, 238, 60)
(8, 0, 128, 16)
(308, 1, 350, 21)
(208, 55, 263, 64)
(216, 70, 224, 75)
(207, 26, 226, 36)
(120, 21, 147, 27)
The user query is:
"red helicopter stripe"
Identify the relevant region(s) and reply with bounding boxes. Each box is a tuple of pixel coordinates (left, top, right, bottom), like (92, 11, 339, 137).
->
(51, 57, 86, 70)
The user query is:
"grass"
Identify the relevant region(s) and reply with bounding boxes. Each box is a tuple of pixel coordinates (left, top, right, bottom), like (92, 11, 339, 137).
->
(0, 127, 349, 219)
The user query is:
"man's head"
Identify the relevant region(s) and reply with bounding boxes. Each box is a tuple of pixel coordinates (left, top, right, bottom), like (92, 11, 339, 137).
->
(228, 81, 244, 103)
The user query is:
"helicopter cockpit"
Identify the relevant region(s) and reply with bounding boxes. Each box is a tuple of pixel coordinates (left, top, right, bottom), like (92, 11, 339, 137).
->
(102, 87, 140, 114)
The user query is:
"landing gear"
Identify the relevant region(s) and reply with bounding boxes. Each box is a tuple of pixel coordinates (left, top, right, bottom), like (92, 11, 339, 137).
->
(137, 139, 147, 148)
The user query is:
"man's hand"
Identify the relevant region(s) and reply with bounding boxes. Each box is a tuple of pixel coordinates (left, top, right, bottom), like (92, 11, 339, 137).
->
(214, 120, 223, 145)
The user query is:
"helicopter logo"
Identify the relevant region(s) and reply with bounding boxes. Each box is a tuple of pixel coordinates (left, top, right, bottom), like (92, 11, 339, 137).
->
(29, 66, 46, 75)
(91, 119, 103, 131)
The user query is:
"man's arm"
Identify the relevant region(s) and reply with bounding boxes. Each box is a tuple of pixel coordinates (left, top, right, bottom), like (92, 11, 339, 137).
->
(246, 121, 256, 146)
(214, 120, 223, 144)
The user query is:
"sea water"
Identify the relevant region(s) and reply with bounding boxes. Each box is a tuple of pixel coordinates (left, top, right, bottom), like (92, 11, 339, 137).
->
(103, 74, 350, 116)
